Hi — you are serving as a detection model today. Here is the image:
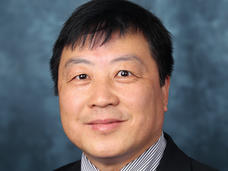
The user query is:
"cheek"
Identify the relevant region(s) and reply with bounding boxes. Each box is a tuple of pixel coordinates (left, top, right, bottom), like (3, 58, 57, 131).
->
(118, 82, 164, 129)
(119, 82, 161, 112)
(58, 89, 88, 146)
(59, 87, 86, 127)
(116, 82, 164, 146)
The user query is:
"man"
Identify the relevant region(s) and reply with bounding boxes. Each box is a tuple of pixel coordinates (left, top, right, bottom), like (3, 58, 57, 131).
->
(50, 0, 217, 170)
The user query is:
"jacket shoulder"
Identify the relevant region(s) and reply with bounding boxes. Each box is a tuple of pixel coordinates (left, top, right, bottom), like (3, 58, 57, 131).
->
(157, 133, 218, 171)
(191, 159, 218, 171)
(54, 160, 81, 171)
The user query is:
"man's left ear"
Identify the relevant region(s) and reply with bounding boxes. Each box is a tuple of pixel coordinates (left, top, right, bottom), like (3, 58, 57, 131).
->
(162, 77, 170, 112)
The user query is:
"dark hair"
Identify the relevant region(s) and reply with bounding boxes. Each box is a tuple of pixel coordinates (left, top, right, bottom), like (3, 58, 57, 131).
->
(50, 0, 174, 95)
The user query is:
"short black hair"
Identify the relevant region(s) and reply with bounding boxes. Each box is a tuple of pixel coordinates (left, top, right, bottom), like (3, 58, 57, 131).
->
(50, 0, 174, 95)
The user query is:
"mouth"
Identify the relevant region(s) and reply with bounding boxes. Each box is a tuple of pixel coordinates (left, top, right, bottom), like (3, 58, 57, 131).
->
(86, 119, 125, 132)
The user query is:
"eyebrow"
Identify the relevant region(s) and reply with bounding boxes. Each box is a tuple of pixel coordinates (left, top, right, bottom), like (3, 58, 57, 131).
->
(64, 55, 145, 68)
(64, 58, 94, 68)
(110, 55, 144, 65)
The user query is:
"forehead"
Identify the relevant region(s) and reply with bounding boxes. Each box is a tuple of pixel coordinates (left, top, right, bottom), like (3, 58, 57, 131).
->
(59, 32, 156, 71)
(63, 32, 148, 55)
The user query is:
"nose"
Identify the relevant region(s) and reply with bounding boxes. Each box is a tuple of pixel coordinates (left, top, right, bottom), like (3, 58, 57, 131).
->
(88, 81, 119, 108)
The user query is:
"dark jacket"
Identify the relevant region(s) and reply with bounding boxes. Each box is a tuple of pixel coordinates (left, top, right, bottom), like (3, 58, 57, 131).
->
(54, 133, 218, 171)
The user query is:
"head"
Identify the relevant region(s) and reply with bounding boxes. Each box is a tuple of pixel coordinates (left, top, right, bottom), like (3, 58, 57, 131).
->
(50, 0, 173, 96)
(50, 0, 173, 169)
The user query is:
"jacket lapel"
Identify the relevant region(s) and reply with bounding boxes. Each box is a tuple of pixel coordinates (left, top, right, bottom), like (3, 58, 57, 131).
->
(156, 133, 191, 171)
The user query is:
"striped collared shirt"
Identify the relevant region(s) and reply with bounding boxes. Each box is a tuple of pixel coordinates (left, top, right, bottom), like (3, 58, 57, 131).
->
(81, 132, 166, 171)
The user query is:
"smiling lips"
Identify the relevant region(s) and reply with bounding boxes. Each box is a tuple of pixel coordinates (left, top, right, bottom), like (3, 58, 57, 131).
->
(87, 119, 125, 132)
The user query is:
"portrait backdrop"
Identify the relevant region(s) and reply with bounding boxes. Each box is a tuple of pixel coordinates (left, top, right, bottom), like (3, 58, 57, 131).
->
(0, 0, 227, 170)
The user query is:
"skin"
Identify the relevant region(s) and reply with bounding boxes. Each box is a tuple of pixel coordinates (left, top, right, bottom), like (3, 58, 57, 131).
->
(58, 32, 170, 171)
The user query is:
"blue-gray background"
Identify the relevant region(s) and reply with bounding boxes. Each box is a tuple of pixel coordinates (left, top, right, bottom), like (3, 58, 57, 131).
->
(0, 0, 227, 170)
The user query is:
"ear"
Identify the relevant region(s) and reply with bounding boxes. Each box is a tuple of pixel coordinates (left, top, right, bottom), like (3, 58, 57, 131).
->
(161, 77, 170, 112)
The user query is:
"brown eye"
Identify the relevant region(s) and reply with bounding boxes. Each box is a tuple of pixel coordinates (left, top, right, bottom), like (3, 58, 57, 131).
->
(117, 70, 132, 77)
(75, 74, 88, 80)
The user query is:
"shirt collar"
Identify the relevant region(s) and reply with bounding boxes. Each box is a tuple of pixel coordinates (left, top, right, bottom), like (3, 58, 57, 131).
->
(81, 132, 166, 171)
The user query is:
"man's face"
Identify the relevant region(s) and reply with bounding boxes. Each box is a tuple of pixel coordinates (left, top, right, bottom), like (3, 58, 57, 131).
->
(58, 32, 170, 164)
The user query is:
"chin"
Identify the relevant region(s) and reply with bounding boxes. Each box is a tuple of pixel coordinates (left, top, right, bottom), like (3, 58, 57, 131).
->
(91, 147, 122, 158)
(84, 143, 127, 160)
